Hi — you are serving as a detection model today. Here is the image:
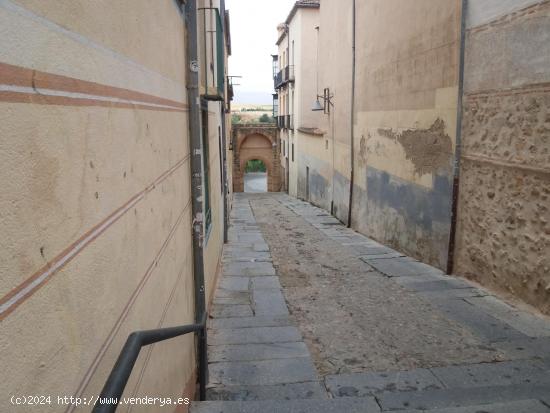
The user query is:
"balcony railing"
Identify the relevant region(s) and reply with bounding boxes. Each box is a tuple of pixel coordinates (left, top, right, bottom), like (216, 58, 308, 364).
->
(274, 70, 283, 89)
(274, 65, 295, 89)
(286, 115, 294, 130)
(277, 116, 284, 129)
(286, 65, 295, 83)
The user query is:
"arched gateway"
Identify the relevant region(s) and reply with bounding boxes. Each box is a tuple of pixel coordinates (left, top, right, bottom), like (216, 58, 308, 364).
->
(232, 124, 281, 192)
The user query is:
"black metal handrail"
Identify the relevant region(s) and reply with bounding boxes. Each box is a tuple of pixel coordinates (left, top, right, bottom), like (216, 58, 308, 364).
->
(92, 312, 208, 413)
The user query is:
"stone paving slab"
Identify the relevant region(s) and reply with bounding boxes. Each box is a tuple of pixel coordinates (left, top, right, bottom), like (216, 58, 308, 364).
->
(366, 257, 445, 277)
(399, 399, 550, 413)
(464, 296, 550, 338)
(325, 368, 444, 398)
(211, 304, 253, 318)
(430, 298, 527, 342)
(252, 288, 288, 316)
(430, 359, 550, 388)
(402, 279, 475, 292)
(218, 276, 250, 291)
(205, 382, 327, 401)
(391, 273, 451, 285)
(361, 252, 407, 260)
(376, 384, 550, 411)
(209, 316, 292, 330)
(223, 262, 276, 276)
(415, 288, 489, 300)
(250, 276, 282, 290)
(213, 295, 250, 305)
(209, 326, 303, 345)
(208, 357, 318, 386)
(223, 254, 272, 263)
(191, 398, 381, 413)
(492, 336, 550, 360)
(209, 341, 310, 362)
(213, 290, 249, 300)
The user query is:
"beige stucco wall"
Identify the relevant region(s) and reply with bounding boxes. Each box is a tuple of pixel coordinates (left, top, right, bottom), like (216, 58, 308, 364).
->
(454, 0, 550, 315)
(0, 1, 228, 411)
(351, 0, 461, 269)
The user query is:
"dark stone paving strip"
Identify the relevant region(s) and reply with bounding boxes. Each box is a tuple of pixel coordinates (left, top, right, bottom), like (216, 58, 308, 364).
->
(205, 382, 328, 402)
(202, 196, 325, 404)
(209, 341, 310, 363)
(208, 357, 318, 386)
(399, 400, 550, 413)
(376, 384, 550, 411)
(430, 358, 550, 388)
(325, 369, 445, 398)
(192, 398, 381, 413)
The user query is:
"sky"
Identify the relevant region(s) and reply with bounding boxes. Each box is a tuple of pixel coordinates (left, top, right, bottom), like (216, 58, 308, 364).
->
(225, 0, 296, 104)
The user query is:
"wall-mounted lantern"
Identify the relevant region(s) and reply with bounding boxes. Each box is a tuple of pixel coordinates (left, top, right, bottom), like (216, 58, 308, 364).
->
(312, 88, 333, 114)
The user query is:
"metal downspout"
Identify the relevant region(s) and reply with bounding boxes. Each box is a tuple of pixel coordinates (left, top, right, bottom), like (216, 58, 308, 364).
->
(446, 0, 467, 275)
(347, 0, 356, 228)
(221, 104, 229, 243)
(184, 0, 208, 399)
(220, 2, 229, 243)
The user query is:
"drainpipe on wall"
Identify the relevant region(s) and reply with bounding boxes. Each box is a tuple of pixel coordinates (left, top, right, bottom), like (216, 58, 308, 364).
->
(347, 0, 356, 228)
(220, 102, 229, 243)
(220, 2, 229, 243)
(184, 0, 208, 376)
(446, 0, 468, 275)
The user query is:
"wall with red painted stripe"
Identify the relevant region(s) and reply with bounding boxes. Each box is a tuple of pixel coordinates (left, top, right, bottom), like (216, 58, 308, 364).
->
(0, 1, 229, 411)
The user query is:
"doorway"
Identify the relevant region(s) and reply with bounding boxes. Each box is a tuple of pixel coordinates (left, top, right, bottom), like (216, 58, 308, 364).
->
(244, 159, 267, 193)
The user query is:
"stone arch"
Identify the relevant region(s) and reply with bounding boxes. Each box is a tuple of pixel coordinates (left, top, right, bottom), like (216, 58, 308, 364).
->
(232, 124, 280, 192)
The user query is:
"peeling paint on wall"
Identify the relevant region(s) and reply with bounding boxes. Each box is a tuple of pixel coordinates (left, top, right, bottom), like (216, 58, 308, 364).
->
(378, 119, 453, 176)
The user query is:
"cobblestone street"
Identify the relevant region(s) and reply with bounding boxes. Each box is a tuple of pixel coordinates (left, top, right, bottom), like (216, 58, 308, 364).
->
(193, 193, 550, 412)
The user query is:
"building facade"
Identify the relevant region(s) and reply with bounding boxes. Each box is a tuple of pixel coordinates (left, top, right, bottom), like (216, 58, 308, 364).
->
(0, 0, 232, 410)
(274, 0, 320, 199)
(275, 0, 550, 315)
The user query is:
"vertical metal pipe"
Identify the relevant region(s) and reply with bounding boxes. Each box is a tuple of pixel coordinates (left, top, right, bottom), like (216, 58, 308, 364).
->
(198, 326, 208, 400)
(185, 0, 208, 399)
(220, 102, 229, 243)
(347, 0, 356, 228)
(446, 0, 468, 275)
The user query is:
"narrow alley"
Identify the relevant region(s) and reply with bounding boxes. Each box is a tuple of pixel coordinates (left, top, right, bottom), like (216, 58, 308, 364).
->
(192, 193, 550, 413)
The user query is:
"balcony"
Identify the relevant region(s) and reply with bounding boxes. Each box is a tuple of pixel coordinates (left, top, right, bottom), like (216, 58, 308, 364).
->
(274, 65, 295, 90)
(199, 7, 225, 101)
(277, 116, 285, 129)
(286, 115, 294, 130)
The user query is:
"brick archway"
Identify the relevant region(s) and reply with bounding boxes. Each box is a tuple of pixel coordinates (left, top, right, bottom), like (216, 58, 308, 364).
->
(232, 124, 280, 192)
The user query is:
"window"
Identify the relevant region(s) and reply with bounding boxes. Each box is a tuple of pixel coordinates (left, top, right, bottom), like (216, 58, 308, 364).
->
(292, 143, 295, 162)
(201, 106, 212, 232)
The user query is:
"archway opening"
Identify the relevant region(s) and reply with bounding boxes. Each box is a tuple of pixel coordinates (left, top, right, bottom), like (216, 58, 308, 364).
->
(244, 159, 267, 193)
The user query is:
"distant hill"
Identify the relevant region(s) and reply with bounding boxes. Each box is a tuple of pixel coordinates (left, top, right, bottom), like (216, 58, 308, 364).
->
(234, 90, 273, 105)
